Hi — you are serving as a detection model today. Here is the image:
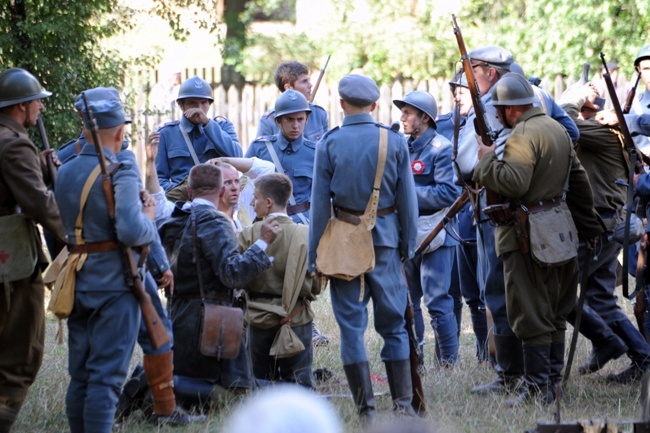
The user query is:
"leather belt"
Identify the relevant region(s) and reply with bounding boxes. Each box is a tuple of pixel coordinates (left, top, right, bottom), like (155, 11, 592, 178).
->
(287, 201, 310, 216)
(69, 241, 120, 254)
(249, 291, 282, 300)
(524, 197, 563, 214)
(173, 291, 233, 302)
(0, 205, 19, 216)
(335, 205, 396, 217)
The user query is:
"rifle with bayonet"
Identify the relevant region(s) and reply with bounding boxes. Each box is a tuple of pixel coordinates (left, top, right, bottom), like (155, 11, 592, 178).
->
(36, 115, 57, 190)
(81, 92, 171, 350)
(600, 53, 647, 300)
(310, 55, 331, 103)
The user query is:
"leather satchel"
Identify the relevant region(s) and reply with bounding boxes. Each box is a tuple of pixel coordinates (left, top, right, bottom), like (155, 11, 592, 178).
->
(198, 302, 244, 360)
(316, 128, 388, 280)
(189, 208, 244, 359)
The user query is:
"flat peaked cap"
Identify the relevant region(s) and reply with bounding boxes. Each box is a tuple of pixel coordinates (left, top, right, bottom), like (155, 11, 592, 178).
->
(338, 74, 380, 106)
(469, 45, 514, 70)
(75, 87, 131, 130)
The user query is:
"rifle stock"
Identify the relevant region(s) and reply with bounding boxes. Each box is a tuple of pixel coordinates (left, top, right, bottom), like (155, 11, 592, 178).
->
(451, 15, 493, 148)
(36, 116, 57, 189)
(81, 92, 171, 350)
(405, 290, 426, 415)
(310, 54, 331, 103)
(414, 189, 470, 256)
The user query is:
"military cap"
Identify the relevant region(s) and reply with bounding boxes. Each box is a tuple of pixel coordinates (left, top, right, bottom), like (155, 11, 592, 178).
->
(75, 87, 131, 130)
(635, 45, 650, 68)
(468, 45, 514, 71)
(338, 74, 380, 106)
(604, 61, 619, 71)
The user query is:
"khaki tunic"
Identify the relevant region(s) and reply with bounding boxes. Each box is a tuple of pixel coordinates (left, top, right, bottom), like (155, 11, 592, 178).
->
(238, 214, 317, 356)
(0, 113, 64, 409)
(473, 107, 602, 344)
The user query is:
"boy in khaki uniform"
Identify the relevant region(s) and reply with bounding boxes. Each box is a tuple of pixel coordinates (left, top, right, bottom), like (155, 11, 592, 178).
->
(238, 173, 320, 387)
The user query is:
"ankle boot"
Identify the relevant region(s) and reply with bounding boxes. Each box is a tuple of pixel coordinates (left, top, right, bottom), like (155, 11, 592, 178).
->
(0, 399, 21, 433)
(471, 333, 523, 395)
(432, 312, 459, 366)
(115, 365, 147, 421)
(568, 303, 628, 375)
(506, 344, 553, 407)
(384, 360, 417, 417)
(549, 340, 564, 387)
(608, 320, 650, 383)
(469, 306, 489, 363)
(343, 362, 376, 424)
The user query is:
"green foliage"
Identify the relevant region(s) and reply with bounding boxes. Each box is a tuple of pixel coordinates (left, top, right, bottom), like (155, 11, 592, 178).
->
(0, 0, 129, 147)
(458, 0, 650, 79)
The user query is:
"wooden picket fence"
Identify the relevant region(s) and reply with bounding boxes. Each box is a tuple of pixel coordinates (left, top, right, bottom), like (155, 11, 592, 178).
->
(129, 67, 597, 169)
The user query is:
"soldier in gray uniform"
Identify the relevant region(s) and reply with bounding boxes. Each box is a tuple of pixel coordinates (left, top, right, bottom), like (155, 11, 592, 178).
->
(451, 46, 525, 395)
(309, 74, 418, 421)
(257, 61, 329, 143)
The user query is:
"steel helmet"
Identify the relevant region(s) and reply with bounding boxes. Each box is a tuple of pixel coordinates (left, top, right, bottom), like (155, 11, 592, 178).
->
(393, 91, 438, 122)
(489, 73, 539, 106)
(0, 68, 52, 109)
(449, 73, 469, 93)
(177, 76, 213, 102)
(274, 90, 311, 118)
(635, 44, 650, 69)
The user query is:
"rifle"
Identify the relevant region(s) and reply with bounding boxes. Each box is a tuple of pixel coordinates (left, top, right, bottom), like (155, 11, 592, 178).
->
(600, 53, 642, 300)
(624, 72, 642, 114)
(405, 290, 426, 415)
(635, 240, 650, 343)
(415, 189, 470, 256)
(80, 92, 171, 350)
(310, 54, 331, 103)
(36, 115, 57, 189)
(451, 15, 504, 213)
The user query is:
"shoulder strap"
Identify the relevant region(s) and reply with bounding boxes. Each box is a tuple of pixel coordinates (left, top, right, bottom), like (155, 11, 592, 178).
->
(74, 165, 102, 245)
(363, 128, 388, 230)
(180, 127, 202, 166)
(263, 139, 308, 225)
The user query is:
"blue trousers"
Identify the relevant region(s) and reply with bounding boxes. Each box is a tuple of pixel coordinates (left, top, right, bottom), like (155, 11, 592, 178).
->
(330, 247, 409, 364)
(478, 220, 514, 337)
(66, 291, 140, 433)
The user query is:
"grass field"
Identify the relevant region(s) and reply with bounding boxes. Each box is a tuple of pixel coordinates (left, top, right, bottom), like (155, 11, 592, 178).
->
(10, 287, 644, 433)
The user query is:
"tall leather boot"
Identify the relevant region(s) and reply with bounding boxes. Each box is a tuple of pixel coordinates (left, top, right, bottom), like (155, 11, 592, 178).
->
(343, 362, 376, 425)
(608, 320, 650, 383)
(567, 303, 627, 375)
(471, 333, 523, 395)
(0, 399, 21, 433)
(384, 360, 417, 416)
(432, 312, 459, 366)
(469, 306, 489, 363)
(549, 340, 564, 387)
(506, 344, 554, 407)
(143, 352, 205, 426)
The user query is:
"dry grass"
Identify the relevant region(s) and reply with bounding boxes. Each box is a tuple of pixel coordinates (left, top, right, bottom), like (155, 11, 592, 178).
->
(11, 287, 643, 433)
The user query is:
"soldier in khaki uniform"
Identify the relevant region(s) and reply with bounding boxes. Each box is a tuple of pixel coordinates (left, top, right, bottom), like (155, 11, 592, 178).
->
(0, 68, 64, 432)
(473, 73, 602, 405)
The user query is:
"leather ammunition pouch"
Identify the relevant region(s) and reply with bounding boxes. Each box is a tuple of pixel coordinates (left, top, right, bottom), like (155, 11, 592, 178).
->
(482, 202, 513, 225)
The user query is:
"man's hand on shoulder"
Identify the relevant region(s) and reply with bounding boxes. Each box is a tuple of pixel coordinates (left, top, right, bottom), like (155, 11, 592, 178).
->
(259, 215, 282, 245)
